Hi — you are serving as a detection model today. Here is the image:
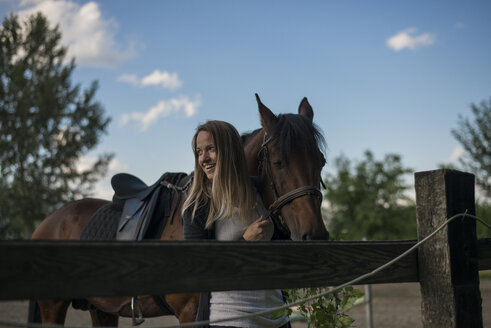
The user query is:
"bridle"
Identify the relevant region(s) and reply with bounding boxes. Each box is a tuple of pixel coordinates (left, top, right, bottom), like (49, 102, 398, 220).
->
(257, 132, 324, 237)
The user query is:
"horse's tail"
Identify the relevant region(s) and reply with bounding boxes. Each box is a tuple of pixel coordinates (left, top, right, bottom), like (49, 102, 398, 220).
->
(27, 300, 41, 323)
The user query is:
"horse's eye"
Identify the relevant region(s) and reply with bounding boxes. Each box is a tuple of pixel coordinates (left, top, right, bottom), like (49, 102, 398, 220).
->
(273, 160, 283, 168)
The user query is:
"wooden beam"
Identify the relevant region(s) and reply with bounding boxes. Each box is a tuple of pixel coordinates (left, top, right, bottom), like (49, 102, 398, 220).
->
(0, 240, 417, 300)
(478, 238, 491, 270)
(415, 169, 482, 328)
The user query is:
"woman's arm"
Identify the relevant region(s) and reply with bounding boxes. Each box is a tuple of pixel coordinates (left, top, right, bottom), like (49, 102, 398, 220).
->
(242, 216, 274, 241)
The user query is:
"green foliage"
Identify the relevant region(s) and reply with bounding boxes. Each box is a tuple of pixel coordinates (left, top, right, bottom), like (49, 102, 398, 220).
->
(0, 13, 113, 238)
(280, 286, 363, 328)
(476, 201, 491, 238)
(324, 151, 416, 240)
(479, 270, 491, 279)
(452, 98, 491, 198)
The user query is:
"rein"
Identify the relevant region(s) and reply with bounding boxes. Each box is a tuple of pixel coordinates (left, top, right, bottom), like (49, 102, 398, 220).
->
(258, 132, 323, 237)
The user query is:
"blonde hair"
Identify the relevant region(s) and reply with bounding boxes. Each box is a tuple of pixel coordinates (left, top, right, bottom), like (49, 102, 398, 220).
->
(183, 120, 256, 228)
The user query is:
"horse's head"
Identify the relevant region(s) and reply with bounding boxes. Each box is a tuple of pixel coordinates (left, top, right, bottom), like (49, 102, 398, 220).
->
(243, 94, 329, 241)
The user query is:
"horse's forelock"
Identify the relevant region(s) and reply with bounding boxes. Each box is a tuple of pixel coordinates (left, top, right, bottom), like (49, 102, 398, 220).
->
(274, 114, 326, 164)
(241, 115, 326, 166)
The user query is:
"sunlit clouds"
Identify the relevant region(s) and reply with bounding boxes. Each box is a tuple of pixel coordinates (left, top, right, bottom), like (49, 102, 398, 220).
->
(17, 0, 134, 67)
(119, 96, 201, 131)
(77, 156, 130, 199)
(117, 74, 140, 86)
(448, 146, 466, 163)
(118, 70, 195, 130)
(387, 27, 435, 51)
(455, 22, 466, 29)
(117, 70, 183, 90)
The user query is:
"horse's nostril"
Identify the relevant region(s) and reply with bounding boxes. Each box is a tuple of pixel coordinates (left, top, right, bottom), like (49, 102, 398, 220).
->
(303, 229, 329, 241)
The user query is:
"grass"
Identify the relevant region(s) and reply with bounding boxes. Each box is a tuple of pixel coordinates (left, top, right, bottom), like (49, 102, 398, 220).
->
(479, 270, 491, 279)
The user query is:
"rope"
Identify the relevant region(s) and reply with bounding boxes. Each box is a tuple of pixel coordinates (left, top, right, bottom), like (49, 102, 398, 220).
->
(1, 212, 489, 328)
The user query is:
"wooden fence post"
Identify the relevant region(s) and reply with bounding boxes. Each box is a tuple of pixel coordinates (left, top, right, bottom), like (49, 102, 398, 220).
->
(415, 169, 482, 328)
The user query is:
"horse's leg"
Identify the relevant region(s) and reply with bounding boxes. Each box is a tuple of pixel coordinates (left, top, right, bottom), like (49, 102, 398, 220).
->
(89, 308, 119, 327)
(160, 196, 200, 323)
(31, 199, 110, 325)
(27, 300, 41, 323)
(37, 299, 70, 324)
(177, 296, 200, 323)
(165, 293, 200, 323)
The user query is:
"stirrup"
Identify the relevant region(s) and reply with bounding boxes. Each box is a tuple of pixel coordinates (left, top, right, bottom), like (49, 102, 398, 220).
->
(131, 296, 145, 326)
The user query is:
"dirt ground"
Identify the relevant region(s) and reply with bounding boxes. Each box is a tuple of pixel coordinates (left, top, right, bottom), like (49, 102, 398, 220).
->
(1, 280, 490, 327)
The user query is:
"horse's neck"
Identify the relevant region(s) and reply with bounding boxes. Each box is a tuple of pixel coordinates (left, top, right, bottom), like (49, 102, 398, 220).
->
(244, 129, 264, 176)
(243, 129, 275, 209)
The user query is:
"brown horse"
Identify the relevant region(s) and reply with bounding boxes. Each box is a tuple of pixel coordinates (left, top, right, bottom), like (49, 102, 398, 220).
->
(29, 94, 329, 326)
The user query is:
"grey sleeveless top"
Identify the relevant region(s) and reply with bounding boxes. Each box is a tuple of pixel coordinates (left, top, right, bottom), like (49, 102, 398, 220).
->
(209, 196, 288, 328)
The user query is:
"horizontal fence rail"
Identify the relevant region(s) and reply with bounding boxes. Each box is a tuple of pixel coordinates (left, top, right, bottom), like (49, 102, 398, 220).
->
(0, 238, 490, 300)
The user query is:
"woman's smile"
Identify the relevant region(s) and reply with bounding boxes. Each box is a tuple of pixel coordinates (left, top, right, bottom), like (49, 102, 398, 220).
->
(196, 131, 217, 180)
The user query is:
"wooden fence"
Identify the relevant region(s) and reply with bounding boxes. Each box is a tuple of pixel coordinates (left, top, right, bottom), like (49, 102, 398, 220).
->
(0, 169, 490, 327)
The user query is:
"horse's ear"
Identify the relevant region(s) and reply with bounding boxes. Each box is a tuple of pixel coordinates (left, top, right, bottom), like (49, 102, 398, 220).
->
(298, 97, 314, 121)
(256, 93, 277, 133)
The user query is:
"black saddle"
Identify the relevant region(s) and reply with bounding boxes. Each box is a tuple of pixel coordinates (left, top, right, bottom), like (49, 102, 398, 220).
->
(110, 172, 189, 240)
(79, 172, 191, 316)
(112, 173, 162, 201)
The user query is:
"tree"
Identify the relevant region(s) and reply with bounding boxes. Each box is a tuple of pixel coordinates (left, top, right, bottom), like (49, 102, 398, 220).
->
(476, 202, 491, 238)
(323, 151, 416, 240)
(0, 13, 113, 238)
(451, 98, 491, 198)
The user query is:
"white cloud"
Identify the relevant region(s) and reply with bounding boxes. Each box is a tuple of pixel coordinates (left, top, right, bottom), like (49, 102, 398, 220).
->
(17, 0, 134, 67)
(120, 96, 201, 131)
(117, 74, 140, 86)
(448, 146, 466, 163)
(76, 155, 128, 173)
(141, 70, 183, 90)
(455, 22, 466, 29)
(77, 156, 129, 199)
(387, 27, 435, 51)
(117, 70, 183, 90)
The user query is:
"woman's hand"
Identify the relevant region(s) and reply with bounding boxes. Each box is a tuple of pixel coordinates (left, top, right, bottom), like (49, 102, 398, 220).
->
(242, 216, 274, 241)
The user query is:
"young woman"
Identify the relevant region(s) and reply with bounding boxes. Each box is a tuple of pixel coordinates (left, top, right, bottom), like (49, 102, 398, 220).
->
(182, 120, 290, 328)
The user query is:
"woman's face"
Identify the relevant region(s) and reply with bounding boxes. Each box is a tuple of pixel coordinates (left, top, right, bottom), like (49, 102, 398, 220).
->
(196, 130, 217, 180)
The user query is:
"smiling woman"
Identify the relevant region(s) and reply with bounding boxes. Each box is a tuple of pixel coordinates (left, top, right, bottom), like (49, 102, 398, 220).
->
(182, 120, 289, 328)
(196, 130, 217, 180)
(183, 120, 260, 231)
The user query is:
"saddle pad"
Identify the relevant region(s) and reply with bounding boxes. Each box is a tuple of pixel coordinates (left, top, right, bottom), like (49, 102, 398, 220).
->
(81, 203, 121, 240)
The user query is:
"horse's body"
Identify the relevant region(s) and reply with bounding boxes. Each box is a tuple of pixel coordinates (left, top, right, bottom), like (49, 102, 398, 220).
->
(30, 95, 328, 326)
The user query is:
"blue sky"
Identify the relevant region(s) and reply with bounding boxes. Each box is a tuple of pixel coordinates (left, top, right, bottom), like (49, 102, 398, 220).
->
(1, 0, 490, 199)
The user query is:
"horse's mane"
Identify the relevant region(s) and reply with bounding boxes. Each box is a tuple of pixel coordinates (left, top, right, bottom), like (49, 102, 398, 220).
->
(242, 114, 327, 165)
(241, 128, 261, 145)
